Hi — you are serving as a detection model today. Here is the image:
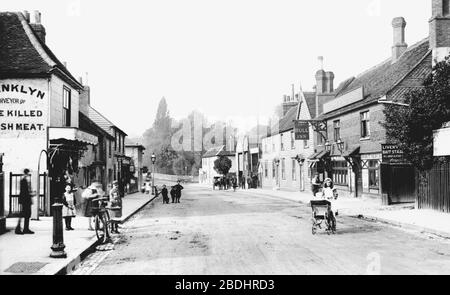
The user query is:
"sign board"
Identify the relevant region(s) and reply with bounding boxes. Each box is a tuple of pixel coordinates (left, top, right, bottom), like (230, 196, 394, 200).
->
(433, 127, 450, 156)
(381, 144, 406, 163)
(294, 121, 310, 140)
(0, 81, 47, 138)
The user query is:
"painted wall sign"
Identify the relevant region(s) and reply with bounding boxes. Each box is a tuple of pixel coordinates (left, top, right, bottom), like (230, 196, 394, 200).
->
(381, 144, 406, 163)
(433, 127, 450, 156)
(0, 81, 47, 137)
(294, 121, 310, 140)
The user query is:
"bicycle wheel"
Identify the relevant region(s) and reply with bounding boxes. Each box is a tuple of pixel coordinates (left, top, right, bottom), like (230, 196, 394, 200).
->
(104, 210, 112, 235)
(95, 215, 108, 243)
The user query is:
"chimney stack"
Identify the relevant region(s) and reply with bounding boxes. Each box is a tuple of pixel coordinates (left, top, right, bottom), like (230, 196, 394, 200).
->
(392, 17, 408, 63)
(325, 72, 335, 93)
(30, 10, 46, 43)
(315, 56, 327, 94)
(430, 0, 450, 64)
(23, 11, 30, 23)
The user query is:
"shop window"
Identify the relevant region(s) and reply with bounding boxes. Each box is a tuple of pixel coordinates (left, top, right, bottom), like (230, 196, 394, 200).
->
(281, 158, 286, 180)
(332, 161, 348, 186)
(291, 131, 295, 150)
(333, 120, 341, 142)
(292, 159, 297, 181)
(368, 160, 380, 189)
(361, 111, 370, 138)
(62, 87, 71, 127)
(109, 140, 112, 158)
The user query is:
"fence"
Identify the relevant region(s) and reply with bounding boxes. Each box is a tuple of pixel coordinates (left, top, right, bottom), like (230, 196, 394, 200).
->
(8, 173, 47, 217)
(417, 161, 450, 213)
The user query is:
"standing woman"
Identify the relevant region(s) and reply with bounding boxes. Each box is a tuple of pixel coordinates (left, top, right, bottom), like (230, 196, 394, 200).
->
(62, 184, 76, 230)
(108, 181, 122, 234)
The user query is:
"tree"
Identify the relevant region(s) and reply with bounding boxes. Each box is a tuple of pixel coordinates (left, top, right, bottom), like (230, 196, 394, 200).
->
(172, 157, 191, 176)
(383, 56, 450, 172)
(214, 156, 232, 176)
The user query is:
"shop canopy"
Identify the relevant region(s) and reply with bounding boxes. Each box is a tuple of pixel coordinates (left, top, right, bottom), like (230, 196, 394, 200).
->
(308, 150, 330, 162)
(343, 146, 360, 158)
(49, 127, 98, 146)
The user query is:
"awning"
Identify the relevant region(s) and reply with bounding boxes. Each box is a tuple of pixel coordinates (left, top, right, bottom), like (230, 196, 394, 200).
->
(343, 146, 360, 158)
(310, 150, 330, 161)
(49, 127, 98, 145)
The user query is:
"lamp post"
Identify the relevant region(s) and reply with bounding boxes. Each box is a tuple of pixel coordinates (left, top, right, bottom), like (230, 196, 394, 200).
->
(151, 153, 156, 195)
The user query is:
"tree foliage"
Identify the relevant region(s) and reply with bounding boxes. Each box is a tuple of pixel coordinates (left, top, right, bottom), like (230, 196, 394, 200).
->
(214, 156, 232, 176)
(383, 56, 450, 172)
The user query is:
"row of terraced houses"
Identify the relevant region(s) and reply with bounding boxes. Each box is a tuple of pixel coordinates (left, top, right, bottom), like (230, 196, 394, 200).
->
(0, 11, 145, 233)
(259, 0, 450, 211)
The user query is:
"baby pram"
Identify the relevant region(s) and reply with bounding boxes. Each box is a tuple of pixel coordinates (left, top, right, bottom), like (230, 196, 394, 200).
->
(310, 200, 336, 235)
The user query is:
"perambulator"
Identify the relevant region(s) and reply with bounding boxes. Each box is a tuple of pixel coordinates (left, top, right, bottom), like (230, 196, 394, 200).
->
(310, 200, 336, 235)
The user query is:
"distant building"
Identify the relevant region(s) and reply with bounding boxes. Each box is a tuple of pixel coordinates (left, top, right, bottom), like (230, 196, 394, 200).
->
(125, 142, 146, 193)
(200, 146, 236, 186)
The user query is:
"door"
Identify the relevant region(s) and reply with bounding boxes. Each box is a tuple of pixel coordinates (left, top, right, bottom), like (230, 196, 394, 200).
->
(355, 168, 363, 198)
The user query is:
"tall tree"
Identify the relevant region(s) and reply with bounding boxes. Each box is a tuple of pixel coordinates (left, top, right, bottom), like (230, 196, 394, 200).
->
(214, 156, 232, 176)
(383, 56, 450, 172)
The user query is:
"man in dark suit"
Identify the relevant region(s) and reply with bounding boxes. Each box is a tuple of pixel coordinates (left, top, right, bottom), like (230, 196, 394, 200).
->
(16, 169, 34, 235)
(174, 181, 184, 203)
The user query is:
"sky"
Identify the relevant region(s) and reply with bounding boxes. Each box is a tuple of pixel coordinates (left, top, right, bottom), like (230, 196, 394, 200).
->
(3, 0, 431, 138)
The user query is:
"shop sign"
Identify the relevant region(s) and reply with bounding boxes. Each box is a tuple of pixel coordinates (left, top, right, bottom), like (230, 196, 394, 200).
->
(0, 81, 47, 138)
(294, 121, 309, 140)
(382, 144, 406, 164)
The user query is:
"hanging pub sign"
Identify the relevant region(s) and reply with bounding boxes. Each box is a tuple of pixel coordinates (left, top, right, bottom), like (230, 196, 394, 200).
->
(382, 144, 406, 164)
(294, 121, 309, 140)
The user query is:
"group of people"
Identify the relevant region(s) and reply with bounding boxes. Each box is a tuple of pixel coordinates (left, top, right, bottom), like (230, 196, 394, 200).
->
(159, 181, 184, 204)
(14, 167, 124, 235)
(213, 177, 239, 191)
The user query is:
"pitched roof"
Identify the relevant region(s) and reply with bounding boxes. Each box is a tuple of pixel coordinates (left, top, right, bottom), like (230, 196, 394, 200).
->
(202, 145, 234, 158)
(304, 92, 316, 119)
(87, 106, 128, 137)
(318, 38, 431, 119)
(277, 104, 298, 135)
(0, 12, 82, 88)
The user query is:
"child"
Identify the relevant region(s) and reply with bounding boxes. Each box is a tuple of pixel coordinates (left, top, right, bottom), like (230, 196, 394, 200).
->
(62, 184, 76, 231)
(109, 181, 122, 234)
(161, 185, 169, 204)
(170, 186, 176, 203)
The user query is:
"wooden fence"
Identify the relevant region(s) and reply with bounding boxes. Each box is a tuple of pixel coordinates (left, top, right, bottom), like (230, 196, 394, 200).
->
(417, 161, 450, 213)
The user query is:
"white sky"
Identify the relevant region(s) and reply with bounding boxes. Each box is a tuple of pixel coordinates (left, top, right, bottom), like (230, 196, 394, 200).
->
(3, 0, 431, 137)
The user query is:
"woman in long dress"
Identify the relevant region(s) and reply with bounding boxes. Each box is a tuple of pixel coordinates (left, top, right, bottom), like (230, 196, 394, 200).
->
(62, 184, 76, 231)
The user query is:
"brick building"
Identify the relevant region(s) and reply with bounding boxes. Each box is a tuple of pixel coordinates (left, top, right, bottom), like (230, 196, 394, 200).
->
(310, 0, 450, 204)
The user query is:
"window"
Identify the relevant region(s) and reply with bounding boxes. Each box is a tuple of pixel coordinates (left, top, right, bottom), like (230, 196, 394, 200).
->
(265, 161, 268, 178)
(317, 132, 325, 146)
(62, 87, 71, 127)
(368, 160, 380, 189)
(333, 120, 341, 142)
(304, 140, 308, 149)
(444, 0, 450, 16)
(292, 159, 297, 181)
(280, 134, 284, 151)
(332, 161, 348, 185)
(108, 140, 112, 158)
(272, 161, 276, 178)
(272, 141, 275, 152)
(361, 111, 370, 138)
(291, 131, 295, 149)
(281, 158, 286, 180)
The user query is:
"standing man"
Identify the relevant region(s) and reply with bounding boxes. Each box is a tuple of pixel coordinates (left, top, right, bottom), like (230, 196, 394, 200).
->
(174, 180, 184, 203)
(16, 169, 34, 235)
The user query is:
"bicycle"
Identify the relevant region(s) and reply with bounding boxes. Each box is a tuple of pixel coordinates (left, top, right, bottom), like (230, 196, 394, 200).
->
(90, 196, 112, 243)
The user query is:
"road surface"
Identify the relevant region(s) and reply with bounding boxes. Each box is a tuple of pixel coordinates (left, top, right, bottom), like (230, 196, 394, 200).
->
(76, 184, 450, 275)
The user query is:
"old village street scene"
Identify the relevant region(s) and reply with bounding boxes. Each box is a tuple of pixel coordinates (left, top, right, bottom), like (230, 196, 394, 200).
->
(2, 0, 450, 276)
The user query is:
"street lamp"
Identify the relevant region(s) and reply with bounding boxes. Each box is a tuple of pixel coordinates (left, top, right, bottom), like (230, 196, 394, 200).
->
(151, 153, 156, 195)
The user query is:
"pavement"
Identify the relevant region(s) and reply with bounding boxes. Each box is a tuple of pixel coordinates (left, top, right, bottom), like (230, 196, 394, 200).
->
(82, 184, 450, 275)
(192, 183, 450, 239)
(0, 191, 157, 275)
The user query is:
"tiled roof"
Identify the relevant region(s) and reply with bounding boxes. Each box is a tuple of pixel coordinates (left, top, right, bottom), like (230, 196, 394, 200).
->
(87, 106, 128, 137)
(202, 145, 234, 158)
(0, 12, 81, 88)
(318, 38, 431, 120)
(304, 92, 316, 119)
(277, 104, 298, 135)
